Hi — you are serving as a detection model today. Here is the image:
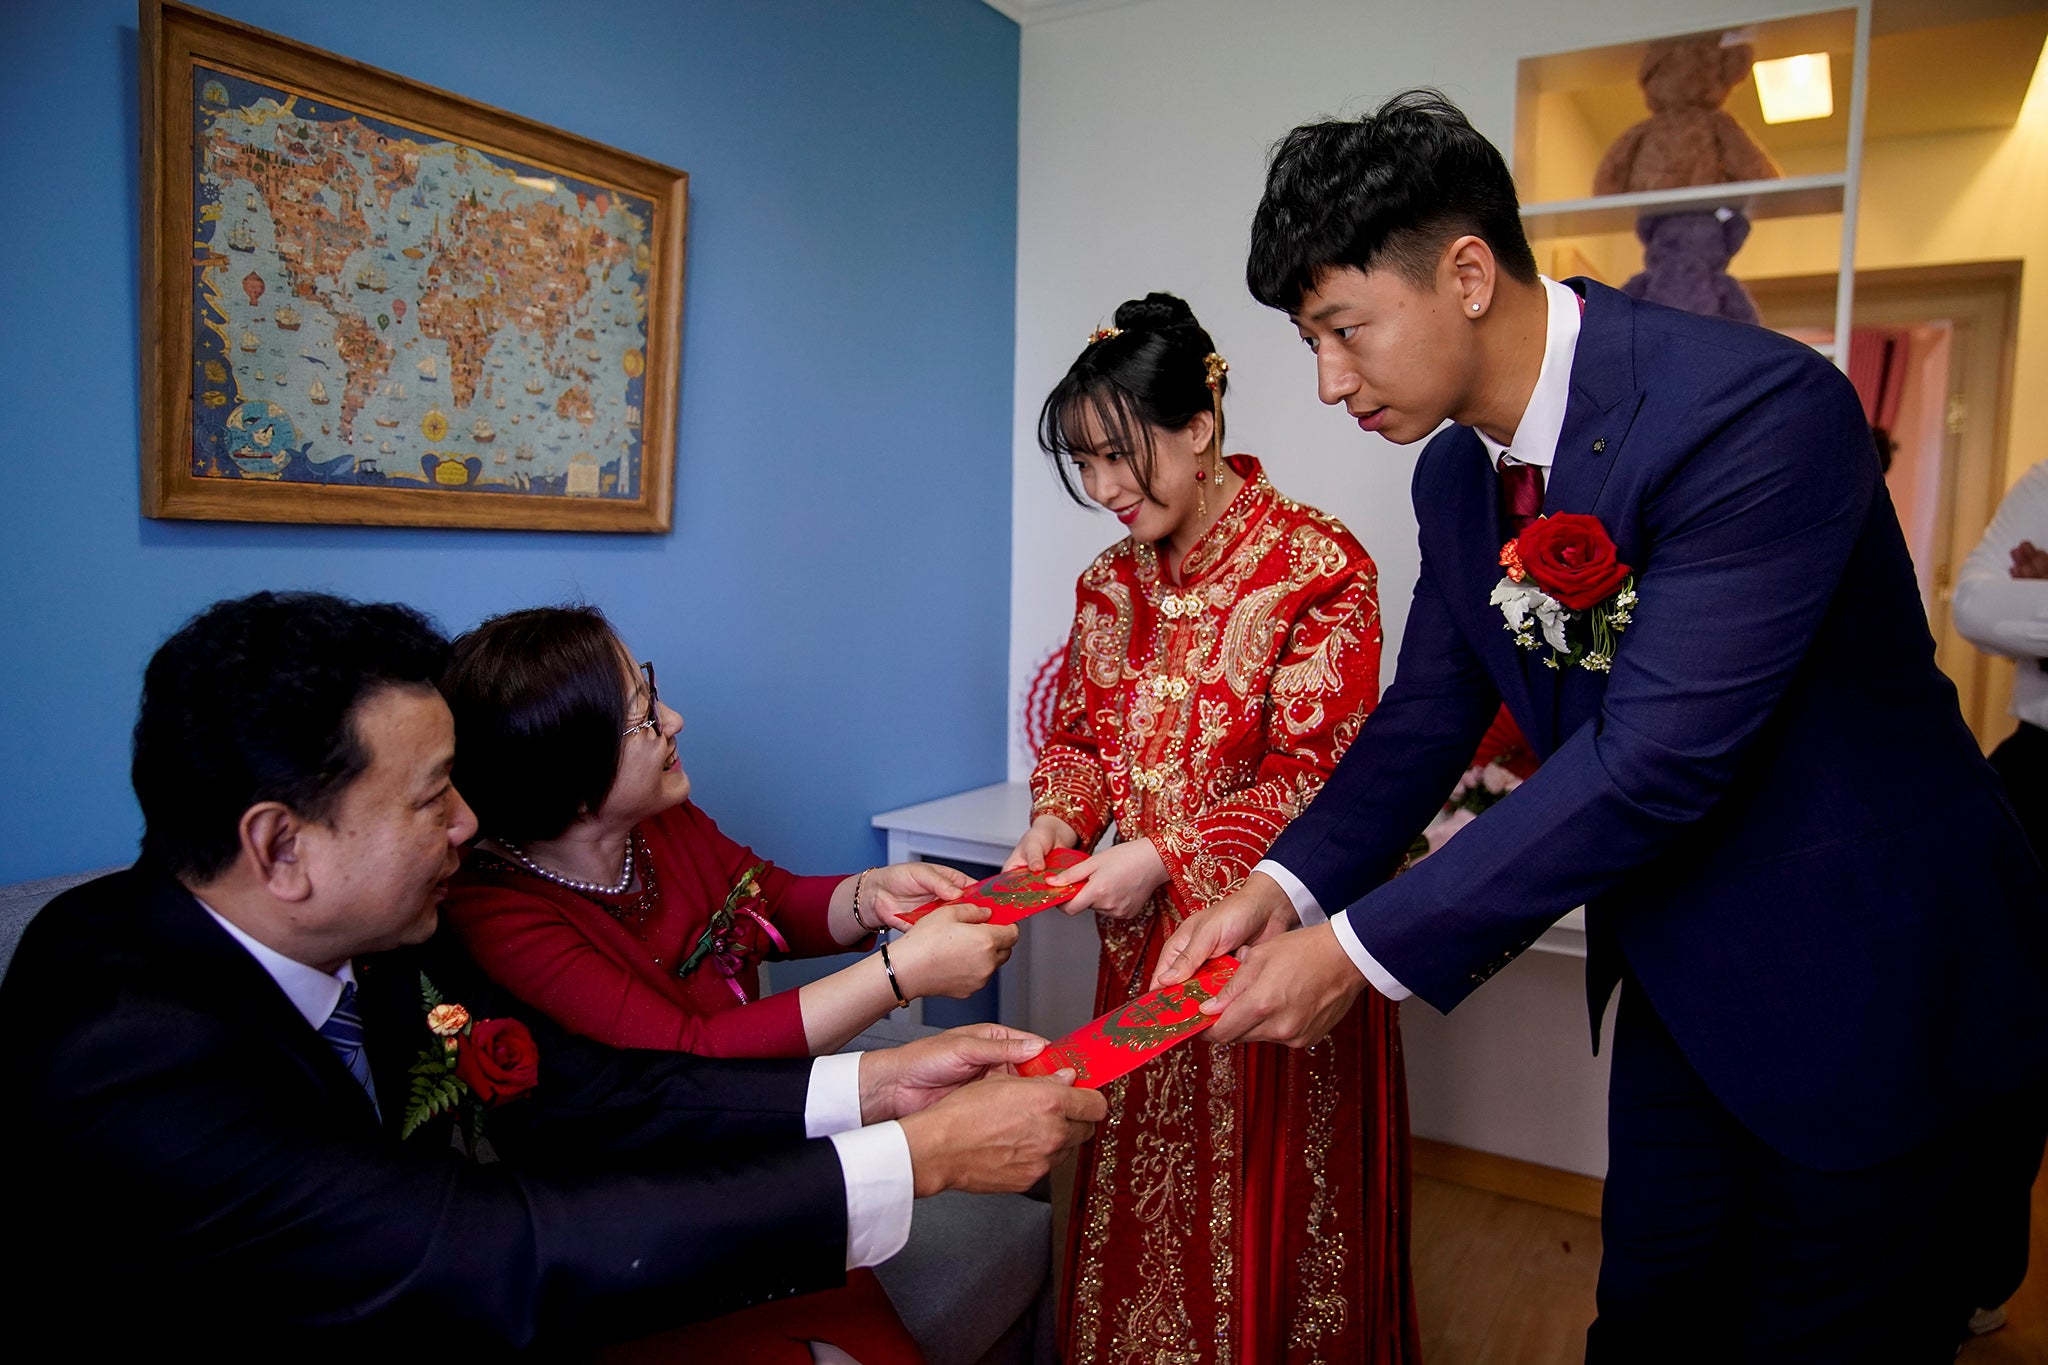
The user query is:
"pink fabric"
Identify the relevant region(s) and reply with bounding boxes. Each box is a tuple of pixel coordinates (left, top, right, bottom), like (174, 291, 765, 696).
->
(1848, 326, 1912, 431)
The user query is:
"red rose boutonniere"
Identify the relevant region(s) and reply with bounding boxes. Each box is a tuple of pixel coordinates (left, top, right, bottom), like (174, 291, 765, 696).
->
(402, 974, 539, 1152)
(1490, 513, 1638, 672)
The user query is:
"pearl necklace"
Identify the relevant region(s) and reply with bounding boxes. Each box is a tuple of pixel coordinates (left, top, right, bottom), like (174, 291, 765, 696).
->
(496, 833, 638, 896)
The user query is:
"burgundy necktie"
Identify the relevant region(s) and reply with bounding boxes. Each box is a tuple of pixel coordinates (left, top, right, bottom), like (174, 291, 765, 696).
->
(1498, 454, 1544, 537)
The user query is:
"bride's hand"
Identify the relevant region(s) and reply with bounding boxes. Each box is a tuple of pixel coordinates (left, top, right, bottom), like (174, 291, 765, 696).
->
(864, 861, 978, 931)
(1003, 814, 1077, 872)
(1047, 837, 1168, 920)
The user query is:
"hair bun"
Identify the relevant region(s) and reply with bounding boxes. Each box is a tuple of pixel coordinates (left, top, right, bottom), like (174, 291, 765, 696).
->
(1112, 291, 1197, 334)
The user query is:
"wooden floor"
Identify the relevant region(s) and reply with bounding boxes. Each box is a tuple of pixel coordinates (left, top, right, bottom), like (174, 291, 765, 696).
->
(1411, 1154, 2048, 1365)
(1413, 1175, 1601, 1365)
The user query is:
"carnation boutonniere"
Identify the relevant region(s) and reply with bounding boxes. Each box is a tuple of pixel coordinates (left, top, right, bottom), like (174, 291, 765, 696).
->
(1490, 513, 1638, 673)
(401, 974, 539, 1153)
(678, 861, 787, 1003)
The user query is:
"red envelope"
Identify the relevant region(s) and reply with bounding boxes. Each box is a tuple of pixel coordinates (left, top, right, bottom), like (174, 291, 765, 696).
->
(897, 847, 1090, 926)
(1015, 955, 1240, 1090)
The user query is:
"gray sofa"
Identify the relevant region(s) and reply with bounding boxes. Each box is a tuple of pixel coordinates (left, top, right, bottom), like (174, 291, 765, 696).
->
(0, 868, 1052, 1365)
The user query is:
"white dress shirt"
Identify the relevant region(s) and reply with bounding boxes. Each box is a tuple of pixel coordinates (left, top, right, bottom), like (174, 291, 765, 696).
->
(1252, 275, 1585, 999)
(1953, 458, 2048, 731)
(200, 905, 913, 1269)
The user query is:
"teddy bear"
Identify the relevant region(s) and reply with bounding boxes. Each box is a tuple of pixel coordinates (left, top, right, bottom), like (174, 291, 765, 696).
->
(1619, 208, 1761, 325)
(1594, 35, 1781, 194)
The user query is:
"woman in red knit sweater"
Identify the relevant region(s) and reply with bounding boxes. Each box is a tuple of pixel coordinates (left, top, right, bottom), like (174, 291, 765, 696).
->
(439, 605, 1019, 1365)
(440, 605, 1012, 1059)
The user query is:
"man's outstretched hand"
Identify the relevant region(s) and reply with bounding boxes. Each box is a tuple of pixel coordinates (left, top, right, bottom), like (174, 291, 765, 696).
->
(857, 1023, 1049, 1122)
(1188, 920, 1369, 1046)
(898, 1071, 1106, 1196)
(1151, 871, 1298, 990)
(858, 1024, 1108, 1196)
(1152, 872, 1371, 1046)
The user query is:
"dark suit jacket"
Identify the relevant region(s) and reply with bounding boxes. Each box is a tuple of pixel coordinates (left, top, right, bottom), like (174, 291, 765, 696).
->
(1267, 280, 2048, 1171)
(0, 865, 850, 1353)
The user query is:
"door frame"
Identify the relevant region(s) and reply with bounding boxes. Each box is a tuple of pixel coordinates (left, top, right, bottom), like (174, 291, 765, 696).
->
(1747, 261, 2024, 748)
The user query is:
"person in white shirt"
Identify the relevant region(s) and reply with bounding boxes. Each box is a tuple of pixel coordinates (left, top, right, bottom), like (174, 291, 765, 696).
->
(1948, 459, 2048, 1335)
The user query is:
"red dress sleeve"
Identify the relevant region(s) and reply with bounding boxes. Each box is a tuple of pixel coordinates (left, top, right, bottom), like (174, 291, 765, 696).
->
(1029, 565, 1120, 849)
(444, 805, 848, 1059)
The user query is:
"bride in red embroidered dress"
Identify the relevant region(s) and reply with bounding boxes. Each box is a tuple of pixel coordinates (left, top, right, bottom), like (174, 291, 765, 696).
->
(1007, 294, 1419, 1364)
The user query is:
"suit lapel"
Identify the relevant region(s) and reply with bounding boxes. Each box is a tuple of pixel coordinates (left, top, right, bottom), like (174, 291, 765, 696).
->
(1546, 279, 1643, 519)
(1524, 280, 1649, 743)
(140, 875, 386, 1132)
(356, 952, 432, 1140)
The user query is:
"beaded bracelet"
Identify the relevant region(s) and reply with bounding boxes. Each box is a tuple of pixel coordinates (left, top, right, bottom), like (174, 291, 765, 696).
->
(850, 867, 875, 933)
(878, 938, 910, 1010)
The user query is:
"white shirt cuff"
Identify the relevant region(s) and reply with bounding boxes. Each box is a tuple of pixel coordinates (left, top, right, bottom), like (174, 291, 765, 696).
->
(804, 1051, 865, 1138)
(828, 1120, 914, 1270)
(1330, 910, 1413, 1002)
(1252, 859, 1321, 925)
(1252, 860, 1410, 1001)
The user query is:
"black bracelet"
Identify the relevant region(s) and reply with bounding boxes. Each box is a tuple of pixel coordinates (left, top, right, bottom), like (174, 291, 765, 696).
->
(878, 938, 910, 1010)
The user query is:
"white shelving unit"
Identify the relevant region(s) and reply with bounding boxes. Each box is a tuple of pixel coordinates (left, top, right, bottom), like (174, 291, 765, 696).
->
(1513, 3, 1871, 370)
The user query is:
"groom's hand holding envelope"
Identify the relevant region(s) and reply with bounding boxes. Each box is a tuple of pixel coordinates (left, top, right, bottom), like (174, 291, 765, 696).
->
(1152, 871, 1367, 1047)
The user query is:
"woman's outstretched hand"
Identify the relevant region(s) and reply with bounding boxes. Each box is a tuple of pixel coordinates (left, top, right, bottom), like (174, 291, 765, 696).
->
(864, 860, 977, 931)
(893, 903, 1017, 999)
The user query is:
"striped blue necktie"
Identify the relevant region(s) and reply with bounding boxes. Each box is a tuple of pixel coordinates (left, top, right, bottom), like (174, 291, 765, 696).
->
(318, 980, 381, 1119)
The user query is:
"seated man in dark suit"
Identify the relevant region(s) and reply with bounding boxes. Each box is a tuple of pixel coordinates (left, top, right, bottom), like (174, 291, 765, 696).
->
(0, 590, 1103, 1353)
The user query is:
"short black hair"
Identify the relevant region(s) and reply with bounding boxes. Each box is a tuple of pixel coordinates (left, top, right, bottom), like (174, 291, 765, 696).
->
(442, 605, 633, 843)
(134, 591, 450, 882)
(1037, 291, 1225, 508)
(1248, 89, 1538, 315)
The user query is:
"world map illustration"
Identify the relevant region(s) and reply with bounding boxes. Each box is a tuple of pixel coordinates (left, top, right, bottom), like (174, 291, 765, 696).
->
(189, 66, 654, 498)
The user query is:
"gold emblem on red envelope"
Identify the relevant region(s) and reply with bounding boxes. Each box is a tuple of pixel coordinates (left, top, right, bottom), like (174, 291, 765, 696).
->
(1100, 966, 1235, 1051)
(898, 847, 1090, 926)
(1017, 956, 1240, 1090)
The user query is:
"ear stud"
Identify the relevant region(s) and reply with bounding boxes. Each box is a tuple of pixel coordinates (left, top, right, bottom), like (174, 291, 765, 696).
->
(1471, 302, 1482, 312)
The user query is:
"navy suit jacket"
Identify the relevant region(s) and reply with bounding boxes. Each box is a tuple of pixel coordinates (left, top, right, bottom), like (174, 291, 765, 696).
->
(1267, 281, 2048, 1171)
(0, 866, 849, 1353)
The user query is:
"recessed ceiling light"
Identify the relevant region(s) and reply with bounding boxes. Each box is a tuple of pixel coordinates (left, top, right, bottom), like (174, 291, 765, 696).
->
(1754, 52, 1833, 124)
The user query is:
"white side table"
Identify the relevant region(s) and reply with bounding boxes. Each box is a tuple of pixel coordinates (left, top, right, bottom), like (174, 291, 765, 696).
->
(872, 782, 1033, 870)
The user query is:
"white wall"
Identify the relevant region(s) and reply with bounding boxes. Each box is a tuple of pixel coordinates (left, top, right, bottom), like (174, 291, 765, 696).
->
(1007, 0, 1845, 1174)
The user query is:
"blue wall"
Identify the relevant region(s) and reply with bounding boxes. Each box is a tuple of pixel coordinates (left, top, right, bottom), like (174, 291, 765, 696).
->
(0, 0, 1018, 883)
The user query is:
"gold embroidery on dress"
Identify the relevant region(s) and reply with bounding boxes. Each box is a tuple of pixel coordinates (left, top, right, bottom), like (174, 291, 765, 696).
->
(1208, 1035, 1238, 1358)
(1214, 580, 1293, 698)
(1289, 1046, 1351, 1358)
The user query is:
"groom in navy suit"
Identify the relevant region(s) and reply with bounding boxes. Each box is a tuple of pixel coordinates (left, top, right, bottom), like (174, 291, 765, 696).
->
(1158, 91, 2048, 1358)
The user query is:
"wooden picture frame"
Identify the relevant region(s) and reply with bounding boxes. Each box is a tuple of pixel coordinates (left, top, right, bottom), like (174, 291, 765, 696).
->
(141, 0, 686, 531)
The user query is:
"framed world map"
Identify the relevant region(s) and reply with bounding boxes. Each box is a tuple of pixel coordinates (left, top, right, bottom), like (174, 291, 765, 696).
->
(142, 1, 686, 531)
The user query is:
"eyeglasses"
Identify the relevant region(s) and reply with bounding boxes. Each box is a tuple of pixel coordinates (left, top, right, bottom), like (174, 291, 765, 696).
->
(621, 661, 662, 740)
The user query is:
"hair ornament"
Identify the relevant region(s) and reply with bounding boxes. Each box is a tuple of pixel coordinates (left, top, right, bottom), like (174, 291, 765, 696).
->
(1087, 325, 1123, 346)
(1203, 352, 1230, 393)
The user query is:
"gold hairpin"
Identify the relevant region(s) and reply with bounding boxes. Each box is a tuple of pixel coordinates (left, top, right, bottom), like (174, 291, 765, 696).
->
(1088, 326, 1122, 345)
(1203, 352, 1230, 392)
